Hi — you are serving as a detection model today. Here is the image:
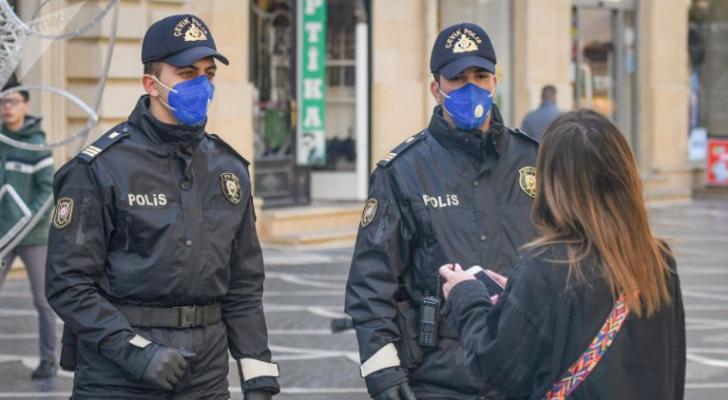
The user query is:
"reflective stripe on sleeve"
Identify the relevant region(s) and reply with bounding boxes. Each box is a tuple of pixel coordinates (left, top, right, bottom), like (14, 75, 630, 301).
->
(359, 343, 400, 378)
(239, 358, 280, 381)
(128, 335, 151, 349)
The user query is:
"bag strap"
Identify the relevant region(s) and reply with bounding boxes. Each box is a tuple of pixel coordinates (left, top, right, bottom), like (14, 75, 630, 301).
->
(545, 294, 630, 400)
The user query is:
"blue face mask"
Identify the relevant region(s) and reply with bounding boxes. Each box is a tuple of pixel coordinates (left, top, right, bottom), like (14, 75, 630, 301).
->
(150, 75, 214, 126)
(439, 83, 493, 130)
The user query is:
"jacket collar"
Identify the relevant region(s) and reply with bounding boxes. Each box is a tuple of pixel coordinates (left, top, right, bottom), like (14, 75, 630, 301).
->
(127, 95, 206, 148)
(428, 103, 505, 161)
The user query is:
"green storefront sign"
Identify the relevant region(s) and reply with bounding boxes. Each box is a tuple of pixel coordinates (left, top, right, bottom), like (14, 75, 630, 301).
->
(296, 0, 327, 166)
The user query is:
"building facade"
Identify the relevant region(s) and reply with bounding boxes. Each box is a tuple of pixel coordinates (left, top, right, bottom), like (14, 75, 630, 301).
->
(12, 0, 700, 240)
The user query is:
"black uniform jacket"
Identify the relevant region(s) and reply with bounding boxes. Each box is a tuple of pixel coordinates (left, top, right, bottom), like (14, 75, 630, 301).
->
(345, 105, 539, 398)
(444, 244, 686, 400)
(45, 96, 278, 394)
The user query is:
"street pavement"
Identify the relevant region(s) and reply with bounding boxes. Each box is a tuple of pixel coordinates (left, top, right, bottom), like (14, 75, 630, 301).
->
(0, 197, 726, 399)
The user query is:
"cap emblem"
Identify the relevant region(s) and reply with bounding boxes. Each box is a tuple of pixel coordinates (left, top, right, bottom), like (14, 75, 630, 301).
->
(185, 21, 207, 42)
(453, 34, 478, 53)
(173, 16, 208, 41)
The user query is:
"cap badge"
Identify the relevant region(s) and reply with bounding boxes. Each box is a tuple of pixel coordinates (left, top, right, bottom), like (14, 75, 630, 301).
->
(220, 172, 242, 205)
(474, 104, 484, 118)
(185, 21, 208, 42)
(453, 34, 478, 53)
(518, 166, 537, 198)
(174, 17, 209, 41)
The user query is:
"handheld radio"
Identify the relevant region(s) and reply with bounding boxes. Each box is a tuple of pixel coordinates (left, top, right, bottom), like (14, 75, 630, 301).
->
(418, 273, 442, 348)
(418, 295, 440, 347)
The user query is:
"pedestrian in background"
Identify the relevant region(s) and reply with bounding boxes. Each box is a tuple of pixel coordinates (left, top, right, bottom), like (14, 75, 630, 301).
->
(45, 14, 279, 399)
(440, 109, 686, 400)
(346, 23, 539, 400)
(0, 79, 57, 379)
(520, 85, 561, 140)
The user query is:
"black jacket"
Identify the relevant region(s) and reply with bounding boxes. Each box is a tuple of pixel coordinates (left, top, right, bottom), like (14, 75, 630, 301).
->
(444, 244, 686, 400)
(46, 96, 278, 397)
(345, 105, 539, 398)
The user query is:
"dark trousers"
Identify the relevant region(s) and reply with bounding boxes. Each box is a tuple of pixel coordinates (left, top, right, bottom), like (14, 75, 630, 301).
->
(71, 321, 230, 399)
(0, 244, 58, 363)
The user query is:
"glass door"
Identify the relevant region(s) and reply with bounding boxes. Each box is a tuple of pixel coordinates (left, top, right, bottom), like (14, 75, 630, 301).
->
(308, 0, 370, 202)
(572, 0, 638, 154)
(250, 0, 311, 207)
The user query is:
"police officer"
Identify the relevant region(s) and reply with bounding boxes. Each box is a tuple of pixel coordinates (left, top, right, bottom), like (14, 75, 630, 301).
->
(46, 14, 279, 399)
(345, 23, 539, 400)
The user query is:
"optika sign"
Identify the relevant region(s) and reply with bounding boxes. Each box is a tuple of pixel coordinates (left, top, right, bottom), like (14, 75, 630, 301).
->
(296, 0, 327, 166)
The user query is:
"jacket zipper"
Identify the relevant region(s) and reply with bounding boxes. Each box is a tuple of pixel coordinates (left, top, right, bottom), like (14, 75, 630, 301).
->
(124, 214, 132, 251)
(75, 195, 90, 245)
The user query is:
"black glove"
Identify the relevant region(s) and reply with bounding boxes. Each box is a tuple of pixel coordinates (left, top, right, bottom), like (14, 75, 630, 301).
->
(365, 367, 409, 399)
(141, 345, 195, 391)
(244, 389, 274, 400)
(373, 382, 416, 400)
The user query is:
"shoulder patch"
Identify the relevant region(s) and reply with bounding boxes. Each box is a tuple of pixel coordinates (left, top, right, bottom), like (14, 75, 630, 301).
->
(377, 130, 428, 168)
(208, 133, 251, 168)
(511, 128, 539, 146)
(76, 124, 130, 163)
(360, 198, 378, 228)
(52, 197, 74, 229)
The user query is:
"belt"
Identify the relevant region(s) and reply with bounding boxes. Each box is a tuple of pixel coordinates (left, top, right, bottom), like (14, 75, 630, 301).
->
(117, 303, 222, 328)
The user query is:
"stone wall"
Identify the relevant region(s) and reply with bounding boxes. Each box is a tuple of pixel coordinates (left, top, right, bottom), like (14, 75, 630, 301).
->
(59, 0, 253, 165)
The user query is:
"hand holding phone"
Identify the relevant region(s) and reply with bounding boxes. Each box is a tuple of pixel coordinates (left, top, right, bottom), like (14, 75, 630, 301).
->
(465, 265, 505, 296)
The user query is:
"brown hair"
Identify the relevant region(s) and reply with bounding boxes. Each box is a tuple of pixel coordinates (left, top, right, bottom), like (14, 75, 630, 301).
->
(143, 61, 163, 77)
(525, 109, 671, 317)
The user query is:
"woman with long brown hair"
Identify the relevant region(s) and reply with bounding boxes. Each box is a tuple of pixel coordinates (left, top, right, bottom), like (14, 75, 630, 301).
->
(438, 109, 685, 399)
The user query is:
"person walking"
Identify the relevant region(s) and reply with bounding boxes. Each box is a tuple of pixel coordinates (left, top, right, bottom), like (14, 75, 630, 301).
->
(0, 79, 57, 379)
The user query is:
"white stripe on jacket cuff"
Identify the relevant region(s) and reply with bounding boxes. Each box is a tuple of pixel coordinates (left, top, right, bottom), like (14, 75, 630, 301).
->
(359, 343, 400, 378)
(239, 358, 280, 381)
(128, 335, 151, 349)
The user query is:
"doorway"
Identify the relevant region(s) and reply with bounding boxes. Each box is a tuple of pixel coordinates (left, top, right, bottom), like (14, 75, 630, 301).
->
(309, 0, 369, 202)
(250, 0, 370, 207)
(572, 0, 638, 154)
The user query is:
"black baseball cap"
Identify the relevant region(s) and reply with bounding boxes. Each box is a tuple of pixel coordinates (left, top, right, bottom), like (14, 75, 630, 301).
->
(141, 14, 229, 67)
(430, 23, 496, 79)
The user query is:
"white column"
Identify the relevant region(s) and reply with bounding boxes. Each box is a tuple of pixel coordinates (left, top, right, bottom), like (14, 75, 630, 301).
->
(355, 16, 369, 200)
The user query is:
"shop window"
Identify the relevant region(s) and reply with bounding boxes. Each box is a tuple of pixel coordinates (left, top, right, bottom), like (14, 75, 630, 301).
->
(439, 0, 514, 124)
(571, 3, 638, 154)
(250, 0, 310, 207)
(319, 0, 357, 172)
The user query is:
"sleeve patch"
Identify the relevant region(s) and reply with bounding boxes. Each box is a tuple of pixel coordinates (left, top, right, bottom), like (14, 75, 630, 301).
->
(52, 198, 74, 229)
(360, 198, 378, 228)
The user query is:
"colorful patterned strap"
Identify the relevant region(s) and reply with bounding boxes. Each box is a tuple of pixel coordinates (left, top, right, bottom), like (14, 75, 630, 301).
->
(545, 294, 630, 400)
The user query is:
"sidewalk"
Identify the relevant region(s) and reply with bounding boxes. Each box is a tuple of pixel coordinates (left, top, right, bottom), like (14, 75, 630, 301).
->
(0, 197, 726, 399)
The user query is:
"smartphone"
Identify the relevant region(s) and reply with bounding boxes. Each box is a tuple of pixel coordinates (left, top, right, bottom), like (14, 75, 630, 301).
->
(465, 265, 505, 296)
